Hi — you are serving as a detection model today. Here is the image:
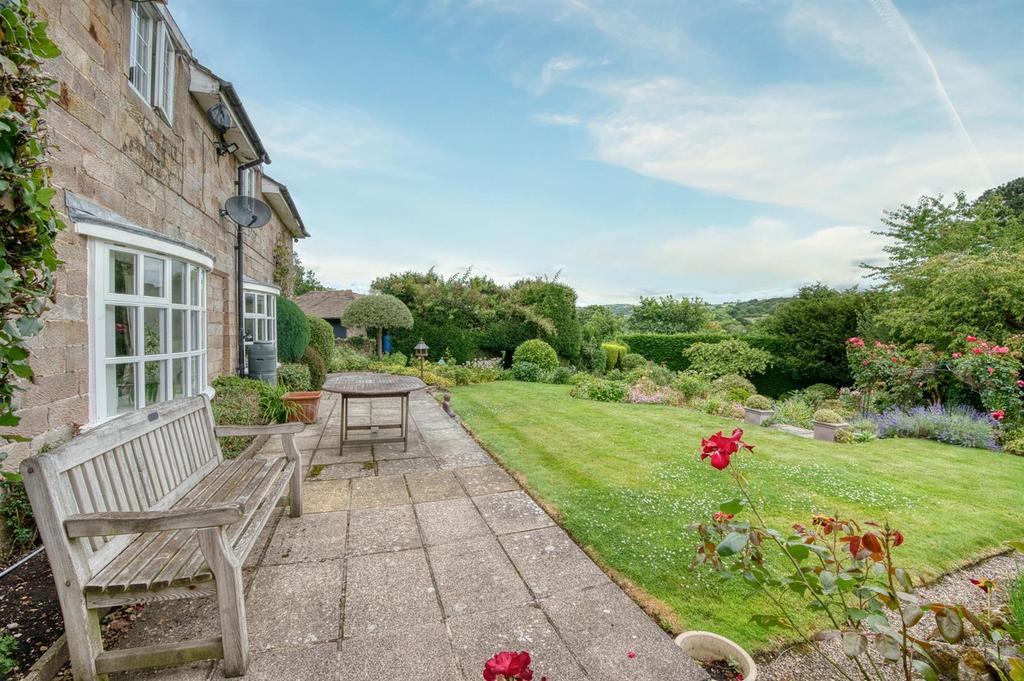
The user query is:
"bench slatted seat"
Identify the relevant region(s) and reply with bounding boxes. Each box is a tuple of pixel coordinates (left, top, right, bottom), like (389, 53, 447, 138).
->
(21, 394, 304, 680)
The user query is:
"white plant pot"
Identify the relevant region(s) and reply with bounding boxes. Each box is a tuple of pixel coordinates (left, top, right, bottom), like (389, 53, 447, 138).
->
(743, 407, 773, 427)
(675, 631, 757, 681)
(812, 420, 849, 443)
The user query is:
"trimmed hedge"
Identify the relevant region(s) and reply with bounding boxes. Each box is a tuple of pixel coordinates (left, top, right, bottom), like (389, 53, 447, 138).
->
(278, 363, 311, 392)
(301, 346, 326, 390)
(513, 339, 559, 371)
(307, 316, 335, 367)
(601, 343, 628, 371)
(277, 298, 311, 362)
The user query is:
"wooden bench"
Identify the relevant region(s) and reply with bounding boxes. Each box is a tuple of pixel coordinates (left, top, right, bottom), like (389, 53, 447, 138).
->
(20, 394, 304, 680)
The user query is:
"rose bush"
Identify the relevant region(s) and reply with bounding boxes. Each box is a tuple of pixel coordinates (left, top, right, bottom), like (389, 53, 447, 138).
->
(947, 336, 1023, 423)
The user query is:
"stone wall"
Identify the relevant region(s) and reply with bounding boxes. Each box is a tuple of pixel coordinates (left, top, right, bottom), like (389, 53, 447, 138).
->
(1, 0, 297, 472)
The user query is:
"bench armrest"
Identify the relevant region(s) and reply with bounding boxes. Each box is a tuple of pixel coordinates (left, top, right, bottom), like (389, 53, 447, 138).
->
(214, 422, 305, 437)
(64, 503, 244, 538)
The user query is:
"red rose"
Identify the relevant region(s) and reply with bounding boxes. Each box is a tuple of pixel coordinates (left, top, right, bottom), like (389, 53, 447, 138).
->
(1017, 380, 1024, 388)
(846, 337, 865, 347)
(700, 429, 754, 470)
(988, 367, 995, 374)
(966, 335, 978, 342)
(712, 511, 734, 522)
(972, 347, 984, 354)
(484, 652, 535, 681)
(991, 410, 1005, 421)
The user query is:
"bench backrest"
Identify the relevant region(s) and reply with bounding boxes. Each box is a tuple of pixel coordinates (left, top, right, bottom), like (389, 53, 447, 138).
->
(21, 394, 223, 582)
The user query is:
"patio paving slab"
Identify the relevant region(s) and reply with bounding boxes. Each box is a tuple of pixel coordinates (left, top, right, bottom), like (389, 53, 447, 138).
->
(303, 478, 351, 513)
(350, 474, 410, 508)
(313, 461, 375, 481)
(347, 504, 421, 555)
(338, 622, 461, 681)
(499, 526, 611, 599)
(405, 470, 466, 502)
(449, 604, 589, 681)
(212, 643, 338, 680)
(456, 464, 519, 496)
(247, 560, 344, 650)
(541, 582, 707, 681)
(377, 456, 438, 475)
(427, 535, 532, 618)
(263, 510, 347, 566)
(415, 497, 491, 546)
(343, 548, 442, 637)
(474, 490, 555, 535)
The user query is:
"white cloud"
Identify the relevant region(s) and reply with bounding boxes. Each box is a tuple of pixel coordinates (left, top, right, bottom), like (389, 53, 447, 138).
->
(249, 101, 423, 174)
(532, 112, 582, 126)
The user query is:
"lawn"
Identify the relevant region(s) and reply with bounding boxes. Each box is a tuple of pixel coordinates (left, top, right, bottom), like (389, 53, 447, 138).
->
(450, 382, 1024, 651)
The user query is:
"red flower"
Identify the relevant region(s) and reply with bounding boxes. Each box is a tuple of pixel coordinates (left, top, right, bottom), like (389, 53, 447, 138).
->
(988, 367, 995, 374)
(700, 429, 754, 470)
(1017, 380, 1024, 388)
(966, 335, 978, 342)
(991, 410, 1005, 421)
(891, 530, 904, 547)
(951, 352, 962, 359)
(483, 652, 536, 681)
(970, 578, 997, 593)
(627, 651, 637, 659)
(846, 337, 865, 347)
(712, 511, 734, 522)
(972, 347, 984, 354)
(862, 359, 869, 366)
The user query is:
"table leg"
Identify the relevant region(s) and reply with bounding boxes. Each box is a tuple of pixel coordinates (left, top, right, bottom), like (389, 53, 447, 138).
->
(340, 396, 347, 456)
(402, 394, 409, 452)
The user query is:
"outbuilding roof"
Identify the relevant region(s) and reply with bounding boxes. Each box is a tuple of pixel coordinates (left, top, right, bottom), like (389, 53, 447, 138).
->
(295, 290, 362, 320)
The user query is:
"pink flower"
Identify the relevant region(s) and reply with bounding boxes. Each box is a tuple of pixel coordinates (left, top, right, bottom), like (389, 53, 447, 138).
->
(991, 410, 1005, 422)
(951, 352, 962, 359)
(483, 652, 541, 681)
(1017, 380, 1024, 388)
(846, 337, 865, 347)
(862, 360, 869, 366)
(992, 346, 1010, 354)
(988, 367, 995, 374)
(627, 651, 637, 659)
(972, 347, 984, 355)
(966, 335, 978, 342)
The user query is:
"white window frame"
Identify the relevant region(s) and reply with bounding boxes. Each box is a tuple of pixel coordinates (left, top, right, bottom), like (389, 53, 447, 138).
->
(87, 239, 209, 423)
(243, 288, 277, 346)
(129, 3, 177, 124)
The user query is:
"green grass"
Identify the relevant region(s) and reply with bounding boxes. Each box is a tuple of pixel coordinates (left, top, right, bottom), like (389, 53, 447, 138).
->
(451, 382, 1024, 651)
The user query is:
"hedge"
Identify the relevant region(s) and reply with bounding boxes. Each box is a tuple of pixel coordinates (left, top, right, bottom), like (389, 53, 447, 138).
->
(277, 298, 311, 362)
(307, 316, 335, 366)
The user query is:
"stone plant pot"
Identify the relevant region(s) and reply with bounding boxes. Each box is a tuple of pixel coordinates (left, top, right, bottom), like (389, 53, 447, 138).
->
(743, 407, 773, 427)
(282, 390, 322, 424)
(812, 420, 849, 443)
(674, 631, 757, 681)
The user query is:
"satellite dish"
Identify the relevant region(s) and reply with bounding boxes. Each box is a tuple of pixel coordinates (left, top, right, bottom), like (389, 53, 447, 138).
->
(224, 195, 272, 229)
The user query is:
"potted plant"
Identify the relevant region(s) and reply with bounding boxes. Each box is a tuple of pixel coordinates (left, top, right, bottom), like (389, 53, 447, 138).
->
(675, 631, 756, 681)
(282, 390, 321, 424)
(811, 408, 848, 442)
(743, 394, 773, 426)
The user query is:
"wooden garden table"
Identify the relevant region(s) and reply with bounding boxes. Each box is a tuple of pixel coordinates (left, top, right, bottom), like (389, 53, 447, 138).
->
(322, 373, 426, 455)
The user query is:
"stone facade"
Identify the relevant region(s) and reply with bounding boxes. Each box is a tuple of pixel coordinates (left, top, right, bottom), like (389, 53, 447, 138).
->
(1, 0, 306, 472)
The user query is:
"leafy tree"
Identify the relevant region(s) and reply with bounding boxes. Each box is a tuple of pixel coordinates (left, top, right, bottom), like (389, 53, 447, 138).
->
(977, 176, 1024, 218)
(341, 293, 414, 357)
(579, 305, 625, 343)
(757, 284, 867, 386)
(628, 295, 710, 334)
(293, 252, 329, 296)
(682, 339, 772, 379)
(1, 2, 62, 438)
(509, 278, 581, 360)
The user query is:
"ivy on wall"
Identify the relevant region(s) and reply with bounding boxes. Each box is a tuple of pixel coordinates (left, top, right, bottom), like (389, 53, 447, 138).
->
(0, 2, 63, 439)
(272, 236, 293, 298)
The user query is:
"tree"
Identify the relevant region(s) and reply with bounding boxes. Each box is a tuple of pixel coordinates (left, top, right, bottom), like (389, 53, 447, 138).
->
(341, 294, 414, 357)
(578, 305, 625, 343)
(977, 176, 1024, 218)
(628, 295, 710, 334)
(293, 252, 329, 296)
(682, 339, 772, 379)
(508, 278, 581, 360)
(757, 284, 867, 386)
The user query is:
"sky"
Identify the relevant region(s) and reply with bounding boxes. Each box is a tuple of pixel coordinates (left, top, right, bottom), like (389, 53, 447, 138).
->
(172, 0, 1024, 305)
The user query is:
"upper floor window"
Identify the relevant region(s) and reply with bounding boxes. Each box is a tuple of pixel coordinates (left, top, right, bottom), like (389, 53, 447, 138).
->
(130, 3, 176, 123)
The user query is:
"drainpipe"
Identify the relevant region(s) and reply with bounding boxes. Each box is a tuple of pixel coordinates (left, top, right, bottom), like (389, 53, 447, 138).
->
(235, 156, 267, 377)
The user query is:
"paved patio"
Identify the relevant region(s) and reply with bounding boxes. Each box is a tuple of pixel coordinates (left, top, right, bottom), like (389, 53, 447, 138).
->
(110, 385, 707, 680)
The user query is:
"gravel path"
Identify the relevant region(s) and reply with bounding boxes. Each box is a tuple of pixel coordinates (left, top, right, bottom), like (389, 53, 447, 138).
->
(757, 552, 1023, 680)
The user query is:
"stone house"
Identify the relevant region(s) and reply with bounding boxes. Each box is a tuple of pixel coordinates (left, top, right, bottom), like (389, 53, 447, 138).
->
(1, 0, 310, 474)
(294, 289, 365, 339)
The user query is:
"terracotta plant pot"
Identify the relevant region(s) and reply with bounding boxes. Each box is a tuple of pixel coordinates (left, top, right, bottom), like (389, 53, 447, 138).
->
(743, 407, 773, 427)
(674, 631, 757, 681)
(282, 391, 322, 424)
(812, 420, 849, 443)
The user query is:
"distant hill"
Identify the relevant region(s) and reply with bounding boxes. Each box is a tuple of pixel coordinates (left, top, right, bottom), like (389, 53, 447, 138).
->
(581, 297, 792, 333)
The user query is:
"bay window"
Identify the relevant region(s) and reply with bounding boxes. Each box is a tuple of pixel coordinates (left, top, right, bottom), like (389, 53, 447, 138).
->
(93, 242, 207, 420)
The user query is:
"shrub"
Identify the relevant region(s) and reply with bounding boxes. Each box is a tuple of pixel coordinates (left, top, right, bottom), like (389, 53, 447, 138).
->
(745, 394, 773, 410)
(601, 343, 628, 371)
(211, 376, 292, 457)
(307, 316, 335, 366)
(683, 338, 773, 378)
(813, 408, 845, 424)
(570, 377, 627, 402)
(870, 404, 999, 450)
(627, 378, 672, 404)
(580, 341, 608, 374)
(671, 371, 711, 400)
(620, 352, 647, 370)
(0, 634, 17, 677)
(301, 346, 327, 390)
(342, 293, 415, 356)
(620, 332, 729, 371)
(1004, 430, 1024, 456)
(382, 350, 408, 366)
(628, 363, 675, 387)
(548, 366, 576, 385)
(771, 396, 815, 429)
(1009, 574, 1024, 640)
(711, 374, 756, 402)
(277, 298, 311, 361)
(834, 428, 854, 444)
(605, 368, 625, 382)
(510, 361, 543, 382)
(346, 335, 372, 352)
(0, 466, 37, 561)
(803, 383, 839, 405)
(278, 363, 311, 392)
(513, 339, 559, 371)
(330, 345, 371, 372)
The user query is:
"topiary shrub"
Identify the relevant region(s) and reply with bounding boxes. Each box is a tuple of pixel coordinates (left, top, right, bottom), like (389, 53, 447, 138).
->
(621, 352, 648, 370)
(341, 293, 414, 357)
(601, 342, 628, 371)
(512, 339, 558, 371)
(307, 316, 335, 366)
(745, 394, 773, 410)
(277, 298, 311, 361)
(510, 361, 543, 382)
(813, 408, 845, 424)
(278, 363, 311, 392)
(301, 346, 327, 390)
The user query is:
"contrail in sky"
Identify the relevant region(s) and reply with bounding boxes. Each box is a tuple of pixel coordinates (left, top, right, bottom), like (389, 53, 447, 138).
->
(868, 0, 993, 185)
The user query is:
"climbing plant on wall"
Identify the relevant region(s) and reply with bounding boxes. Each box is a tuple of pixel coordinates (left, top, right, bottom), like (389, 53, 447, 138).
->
(0, 1, 62, 439)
